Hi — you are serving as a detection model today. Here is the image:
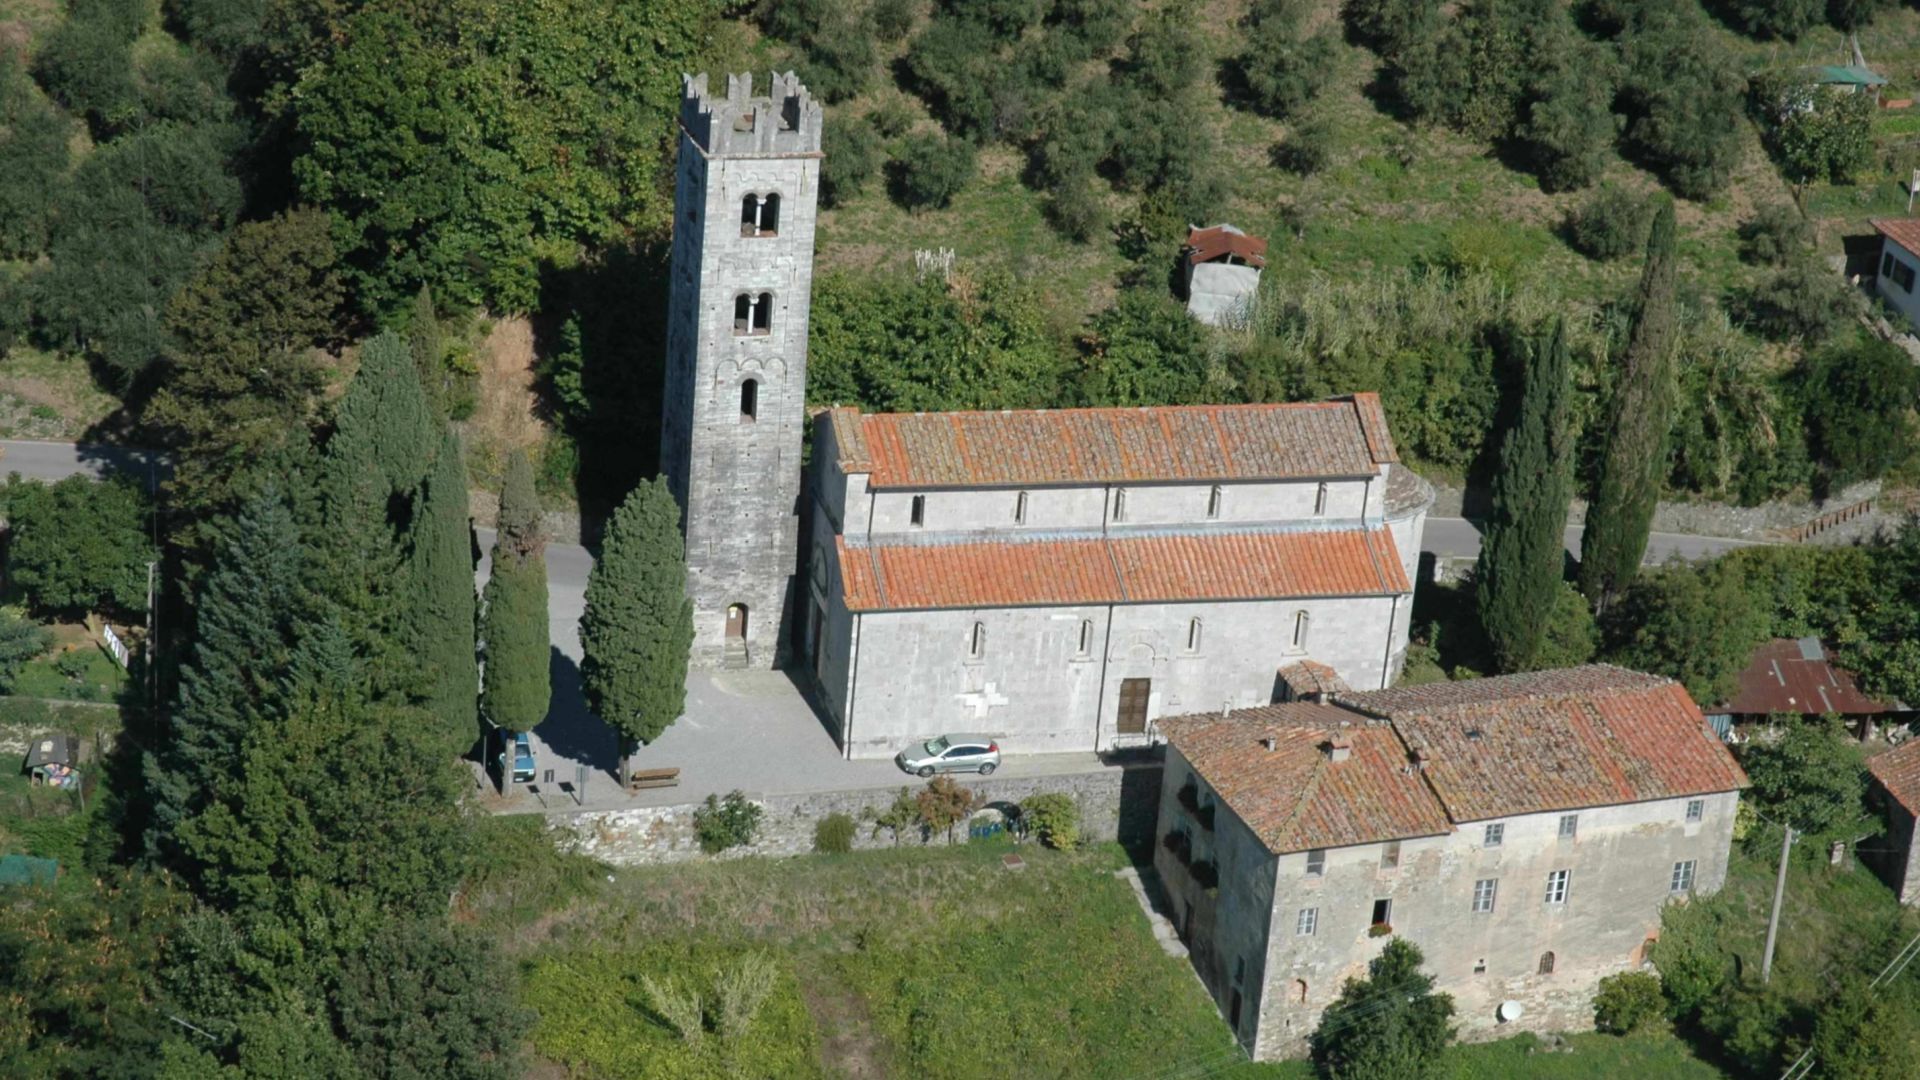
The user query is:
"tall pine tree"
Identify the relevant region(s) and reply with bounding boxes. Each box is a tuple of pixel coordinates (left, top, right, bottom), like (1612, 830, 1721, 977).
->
(581, 476, 693, 776)
(1580, 198, 1679, 613)
(145, 491, 305, 866)
(406, 429, 478, 756)
(481, 450, 549, 734)
(1476, 319, 1576, 673)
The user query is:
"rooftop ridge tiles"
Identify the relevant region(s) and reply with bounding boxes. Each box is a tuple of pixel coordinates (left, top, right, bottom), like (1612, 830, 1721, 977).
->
(840, 519, 1387, 550)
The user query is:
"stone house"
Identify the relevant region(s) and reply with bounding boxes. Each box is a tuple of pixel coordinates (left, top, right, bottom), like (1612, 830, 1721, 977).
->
(1866, 739, 1920, 904)
(1153, 665, 1748, 1060)
(802, 396, 1434, 759)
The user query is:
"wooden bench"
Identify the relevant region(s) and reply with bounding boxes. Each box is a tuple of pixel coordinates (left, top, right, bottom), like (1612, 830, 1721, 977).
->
(625, 767, 682, 791)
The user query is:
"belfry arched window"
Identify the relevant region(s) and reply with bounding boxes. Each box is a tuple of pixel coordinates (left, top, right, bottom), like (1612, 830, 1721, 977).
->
(733, 292, 773, 335)
(741, 193, 780, 237)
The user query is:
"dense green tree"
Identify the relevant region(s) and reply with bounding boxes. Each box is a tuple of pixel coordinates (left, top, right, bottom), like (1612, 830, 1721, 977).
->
(481, 451, 550, 734)
(1344, 0, 1440, 58)
(1827, 0, 1890, 30)
(333, 918, 526, 1080)
(1740, 259, 1857, 343)
(1755, 78, 1874, 184)
(1809, 977, 1920, 1079)
(1475, 320, 1576, 673)
(1739, 716, 1866, 839)
(891, 131, 977, 210)
(1580, 200, 1678, 611)
(291, 0, 716, 312)
(145, 492, 305, 865)
(1798, 337, 1919, 486)
(1617, 8, 1747, 200)
(1516, 31, 1617, 192)
(1237, 0, 1337, 119)
(581, 476, 693, 770)
(31, 0, 146, 135)
(2, 475, 154, 618)
(1718, 0, 1823, 39)
(0, 59, 76, 259)
(1738, 203, 1812, 266)
(407, 430, 479, 756)
(145, 208, 340, 523)
(821, 116, 884, 208)
(1079, 289, 1213, 406)
(1309, 938, 1455, 1079)
(1604, 559, 1767, 703)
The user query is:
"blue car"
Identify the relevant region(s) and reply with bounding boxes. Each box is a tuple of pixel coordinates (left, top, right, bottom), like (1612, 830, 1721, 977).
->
(496, 729, 536, 785)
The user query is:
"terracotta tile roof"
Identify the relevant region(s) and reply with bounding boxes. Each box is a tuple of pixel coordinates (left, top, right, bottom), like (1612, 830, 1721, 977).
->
(1160, 706, 1452, 855)
(1868, 739, 1920, 817)
(1337, 665, 1748, 822)
(1279, 660, 1350, 700)
(824, 397, 1398, 489)
(1185, 224, 1268, 268)
(1873, 218, 1920, 256)
(1718, 638, 1898, 716)
(836, 526, 1411, 612)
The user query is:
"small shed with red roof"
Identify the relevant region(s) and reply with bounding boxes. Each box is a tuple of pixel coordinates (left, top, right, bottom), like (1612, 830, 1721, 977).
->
(1709, 637, 1907, 740)
(1866, 738, 1920, 904)
(1183, 224, 1266, 327)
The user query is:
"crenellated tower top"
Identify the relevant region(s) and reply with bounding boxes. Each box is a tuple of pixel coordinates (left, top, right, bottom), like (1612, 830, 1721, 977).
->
(679, 71, 824, 158)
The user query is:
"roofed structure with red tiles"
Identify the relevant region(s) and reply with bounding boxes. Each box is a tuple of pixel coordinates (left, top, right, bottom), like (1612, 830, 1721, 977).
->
(1717, 637, 1900, 717)
(1278, 660, 1350, 701)
(1868, 739, 1920, 818)
(822, 396, 1398, 490)
(1159, 705, 1451, 855)
(836, 526, 1411, 612)
(1335, 665, 1748, 823)
(1185, 224, 1268, 268)
(1873, 217, 1920, 256)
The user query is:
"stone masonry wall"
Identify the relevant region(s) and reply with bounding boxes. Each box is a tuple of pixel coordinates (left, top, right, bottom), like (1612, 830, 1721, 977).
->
(553, 762, 1163, 865)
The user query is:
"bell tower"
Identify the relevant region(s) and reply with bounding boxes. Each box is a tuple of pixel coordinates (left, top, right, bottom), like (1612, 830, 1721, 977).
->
(660, 72, 822, 669)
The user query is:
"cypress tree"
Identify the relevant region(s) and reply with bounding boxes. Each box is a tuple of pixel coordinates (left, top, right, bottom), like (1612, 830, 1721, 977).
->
(1475, 318, 1576, 674)
(481, 451, 549, 734)
(407, 429, 478, 756)
(1580, 198, 1679, 613)
(581, 476, 694, 776)
(145, 491, 305, 865)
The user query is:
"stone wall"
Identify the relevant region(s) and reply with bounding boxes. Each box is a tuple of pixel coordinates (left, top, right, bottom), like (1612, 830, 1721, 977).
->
(552, 761, 1163, 865)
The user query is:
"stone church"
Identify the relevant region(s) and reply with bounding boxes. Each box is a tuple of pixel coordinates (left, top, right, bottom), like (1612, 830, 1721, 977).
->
(662, 73, 1433, 757)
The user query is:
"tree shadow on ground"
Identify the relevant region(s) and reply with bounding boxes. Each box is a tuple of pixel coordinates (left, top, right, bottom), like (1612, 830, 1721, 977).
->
(534, 646, 619, 785)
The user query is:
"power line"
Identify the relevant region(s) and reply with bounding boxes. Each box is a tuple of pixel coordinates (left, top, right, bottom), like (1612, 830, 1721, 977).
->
(1777, 925, 1920, 1080)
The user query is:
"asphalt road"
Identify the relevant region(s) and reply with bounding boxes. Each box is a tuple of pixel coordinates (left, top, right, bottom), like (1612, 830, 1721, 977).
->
(0, 439, 164, 488)
(1421, 516, 1770, 566)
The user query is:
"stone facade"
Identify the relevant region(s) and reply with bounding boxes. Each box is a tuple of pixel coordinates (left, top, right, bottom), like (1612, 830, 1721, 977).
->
(552, 762, 1163, 865)
(660, 72, 822, 669)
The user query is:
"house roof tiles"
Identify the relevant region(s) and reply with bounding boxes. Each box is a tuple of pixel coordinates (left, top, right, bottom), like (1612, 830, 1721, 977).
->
(1868, 739, 1920, 818)
(824, 397, 1398, 490)
(1873, 218, 1920, 257)
(836, 526, 1411, 612)
(1160, 706, 1452, 855)
(1336, 665, 1748, 823)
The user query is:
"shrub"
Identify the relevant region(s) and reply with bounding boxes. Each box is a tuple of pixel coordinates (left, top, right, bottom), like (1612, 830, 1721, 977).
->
(821, 118, 883, 207)
(1566, 185, 1650, 261)
(713, 952, 778, 1041)
(1593, 971, 1664, 1034)
(1021, 792, 1080, 850)
(872, 0, 915, 41)
(640, 973, 705, 1042)
(693, 791, 763, 854)
(1272, 115, 1334, 176)
(1753, 76, 1874, 184)
(869, 97, 916, 139)
(870, 787, 920, 845)
(1798, 337, 1920, 485)
(1738, 203, 1810, 266)
(890, 132, 975, 210)
(813, 812, 856, 854)
(1237, 0, 1337, 119)
(915, 775, 978, 843)
(1738, 260, 1856, 343)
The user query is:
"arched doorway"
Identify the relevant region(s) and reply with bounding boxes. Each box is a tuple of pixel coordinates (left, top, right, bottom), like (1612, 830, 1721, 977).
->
(726, 604, 748, 641)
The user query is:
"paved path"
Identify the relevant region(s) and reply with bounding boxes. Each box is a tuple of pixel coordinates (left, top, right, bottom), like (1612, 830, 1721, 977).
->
(1421, 516, 1771, 566)
(0, 439, 164, 488)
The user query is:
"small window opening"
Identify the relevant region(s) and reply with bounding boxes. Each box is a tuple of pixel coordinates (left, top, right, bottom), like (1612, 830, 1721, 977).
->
(1015, 490, 1028, 525)
(1112, 487, 1128, 522)
(1483, 823, 1505, 848)
(1314, 482, 1329, 516)
(1538, 951, 1556, 976)
(1291, 611, 1310, 650)
(733, 293, 751, 333)
(1207, 484, 1223, 519)
(1305, 848, 1325, 876)
(1685, 798, 1705, 823)
(1186, 618, 1202, 652)
(1473, 958, 1487, 974)
(1558, 813, 1578, 840)
(740, 193, 781, 237)
(909, 495, 926, 527)
(752, 292, 772, 333)
(739, 379, 758, 422)
(969, 621, 986, 659)
(1077, 618, 1094, 656)
(1293, 978, 1308, 1003)
(1380, 841, 1400, 869)
(1370, 898, 1392, 928)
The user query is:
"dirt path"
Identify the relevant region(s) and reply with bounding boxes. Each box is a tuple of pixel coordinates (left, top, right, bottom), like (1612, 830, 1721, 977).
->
(796, 964, 891, 1079)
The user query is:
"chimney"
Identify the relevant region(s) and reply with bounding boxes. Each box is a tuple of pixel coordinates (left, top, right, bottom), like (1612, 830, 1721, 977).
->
(1410, 747, 1429, 773)
(1326, 733, 1352, 763)
(1260, 734, 1278, 752)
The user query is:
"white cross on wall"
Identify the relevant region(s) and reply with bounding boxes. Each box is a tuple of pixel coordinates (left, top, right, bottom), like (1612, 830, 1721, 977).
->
(956, 683, 1009, 718)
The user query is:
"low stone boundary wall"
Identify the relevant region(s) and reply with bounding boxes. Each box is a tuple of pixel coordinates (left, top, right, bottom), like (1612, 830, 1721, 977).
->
(554, 761, 1163, 865)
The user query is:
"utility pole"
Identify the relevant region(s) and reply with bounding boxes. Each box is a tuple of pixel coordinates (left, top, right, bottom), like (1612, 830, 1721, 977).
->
(1762, 824, 1795, 984)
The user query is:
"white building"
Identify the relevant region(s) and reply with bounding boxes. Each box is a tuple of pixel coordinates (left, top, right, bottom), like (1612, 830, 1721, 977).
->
(802, 396, 1434, 759)
(1153, 666, 1749, 1060)
(1871, 218, 1920, 328)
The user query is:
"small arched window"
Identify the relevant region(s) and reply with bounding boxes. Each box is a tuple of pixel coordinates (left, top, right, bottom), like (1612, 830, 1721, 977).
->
(1292, 611, 1310, 650)
(1314, 482, 1329, 516)
(970, 621, 986, 659)
(752, 292, 772, 333)
(1538, 951, 1556, 976)
(1078, 618, 1095, 656)
(733, 293, 752, 333)
(739, 378, 758, 422)
(1187, 618, 1203, 652)
(740, 193, 781, 237)
(1112, 487, 1128, 522)
(1014, 490, 1029, 525)
(1207, 484, 1223, 519)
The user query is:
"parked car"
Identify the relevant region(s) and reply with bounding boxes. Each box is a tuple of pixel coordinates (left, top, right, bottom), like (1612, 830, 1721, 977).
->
(896, 734, 1001, 777)
(496, 729, 536, 785)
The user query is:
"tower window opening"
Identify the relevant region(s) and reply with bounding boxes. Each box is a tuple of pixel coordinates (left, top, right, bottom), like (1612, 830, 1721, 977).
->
(735, 292, 772, 335)
(739, 379, 758, 422)
(753, 292, 772, 334)
(741, 193, 781, 237)
(910, 495, 926, 527)
(734, 293, 751, 333)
